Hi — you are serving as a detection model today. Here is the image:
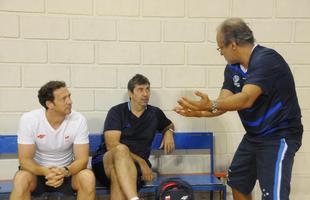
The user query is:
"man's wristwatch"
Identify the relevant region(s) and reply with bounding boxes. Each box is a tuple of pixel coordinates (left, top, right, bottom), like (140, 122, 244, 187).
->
(64, 166, 71, 177)
(210, 100, 218, 113)
(168, 128, 174, 133)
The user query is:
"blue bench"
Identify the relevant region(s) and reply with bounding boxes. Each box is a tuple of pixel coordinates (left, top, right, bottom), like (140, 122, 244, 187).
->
(0, 132, 226, 199)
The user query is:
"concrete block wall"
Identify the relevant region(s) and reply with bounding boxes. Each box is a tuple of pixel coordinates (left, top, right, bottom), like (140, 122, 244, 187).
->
(0, 0, 309, 199)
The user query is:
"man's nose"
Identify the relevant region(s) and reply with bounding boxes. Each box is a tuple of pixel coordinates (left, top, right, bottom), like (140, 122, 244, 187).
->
(143, 90, 149, 96)
(67, 98, 72, 105)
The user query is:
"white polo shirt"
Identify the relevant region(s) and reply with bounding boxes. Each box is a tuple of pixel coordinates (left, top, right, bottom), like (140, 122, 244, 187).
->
(17, 108, 89, 167)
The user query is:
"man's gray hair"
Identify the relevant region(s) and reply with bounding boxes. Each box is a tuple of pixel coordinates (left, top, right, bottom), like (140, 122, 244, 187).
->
(217, 18, 255, 46)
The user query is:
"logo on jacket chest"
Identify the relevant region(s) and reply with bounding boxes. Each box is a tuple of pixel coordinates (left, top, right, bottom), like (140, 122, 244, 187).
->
(36, 133, 46, 139)
(233, 75, 241, 87)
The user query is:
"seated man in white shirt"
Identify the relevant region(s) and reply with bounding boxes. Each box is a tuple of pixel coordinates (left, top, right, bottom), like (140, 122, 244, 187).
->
(10, 81, 96, 200)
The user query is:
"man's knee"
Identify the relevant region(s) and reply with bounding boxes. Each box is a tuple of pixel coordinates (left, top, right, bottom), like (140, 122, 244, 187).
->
(112, 144, 130, 158)
(73, 169, 96, 192)
(114, 144, 130, 154)
(104, 144, 134, 177)
(12, 170, 36, 191)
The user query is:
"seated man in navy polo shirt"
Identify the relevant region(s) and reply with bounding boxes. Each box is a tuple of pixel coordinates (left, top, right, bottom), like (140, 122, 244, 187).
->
(92, 74, 175, 200)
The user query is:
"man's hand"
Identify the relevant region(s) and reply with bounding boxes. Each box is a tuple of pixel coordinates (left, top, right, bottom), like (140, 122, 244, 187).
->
(177, 91, 212, 111)
(45, 167, 65, 188)
(159, 131, 175, 154)
(139, 161, 154, 182)
(173, 105, 205, 117)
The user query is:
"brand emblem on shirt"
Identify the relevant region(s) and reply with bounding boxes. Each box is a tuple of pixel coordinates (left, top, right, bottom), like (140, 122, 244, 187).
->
(36, 133, 46, 139)
(233, 75, 240, 87)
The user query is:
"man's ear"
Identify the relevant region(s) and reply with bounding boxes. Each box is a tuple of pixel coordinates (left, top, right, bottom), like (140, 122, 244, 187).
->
(46, 100, 54, 109)
(128, 91, 133, 99)
(231, 42, 238, 50)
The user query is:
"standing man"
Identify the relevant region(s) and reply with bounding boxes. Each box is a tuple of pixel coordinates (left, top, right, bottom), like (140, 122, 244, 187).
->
(174, 18, 303, 200)
(92, 74, 175, 200)
(10, 81, 96, 200)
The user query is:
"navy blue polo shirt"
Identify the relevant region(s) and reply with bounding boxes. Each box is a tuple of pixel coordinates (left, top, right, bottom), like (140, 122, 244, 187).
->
(103, 102, 172, 165)
(222, 45, 302, 138)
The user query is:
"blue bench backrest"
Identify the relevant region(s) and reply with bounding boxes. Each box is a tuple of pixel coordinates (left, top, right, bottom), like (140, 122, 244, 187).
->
(0, 132, 214, 174)
(0, 135, 17, 154)
(89, 132, 213, 150)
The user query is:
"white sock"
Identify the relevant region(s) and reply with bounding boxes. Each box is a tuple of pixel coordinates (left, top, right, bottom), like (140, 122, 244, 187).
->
(130, 197, 139, 200)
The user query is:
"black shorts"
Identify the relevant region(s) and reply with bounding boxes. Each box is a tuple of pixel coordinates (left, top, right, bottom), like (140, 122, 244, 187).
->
(92, 152, 145, 190)
(32, 175, 75, 197)
(227, 135, 301, 200)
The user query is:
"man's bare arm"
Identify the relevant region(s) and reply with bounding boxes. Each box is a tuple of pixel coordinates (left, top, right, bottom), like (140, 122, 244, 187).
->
(104, 130, 122, 151)
(217, 84, 262, 111)
(160, 123, 175, 154)
(18, 144, 49, 176)
(65, 143, 89, 176)
(176, 85, 261, 113)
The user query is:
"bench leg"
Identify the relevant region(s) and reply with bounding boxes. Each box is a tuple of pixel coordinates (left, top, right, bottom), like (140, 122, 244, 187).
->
(210, 190, 213, 200)
(223, 187, 227, 200)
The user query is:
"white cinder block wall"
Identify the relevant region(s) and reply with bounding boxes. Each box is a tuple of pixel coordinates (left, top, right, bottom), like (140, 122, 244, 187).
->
(0, 0, 309, 199)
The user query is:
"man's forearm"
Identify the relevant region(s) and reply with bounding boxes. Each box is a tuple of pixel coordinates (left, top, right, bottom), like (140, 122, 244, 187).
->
(130, 152, 147, 166)
(19, 159, 49, 176)
(162, 123, 174, 134)
(66, 158, 88, 176)
(217, 92, 250, 111)
(216, 85, 262, 111)
(197, 110, 226, 117)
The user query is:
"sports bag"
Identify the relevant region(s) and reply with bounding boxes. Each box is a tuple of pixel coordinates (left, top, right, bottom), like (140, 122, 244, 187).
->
(155, 177, 194, 200)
